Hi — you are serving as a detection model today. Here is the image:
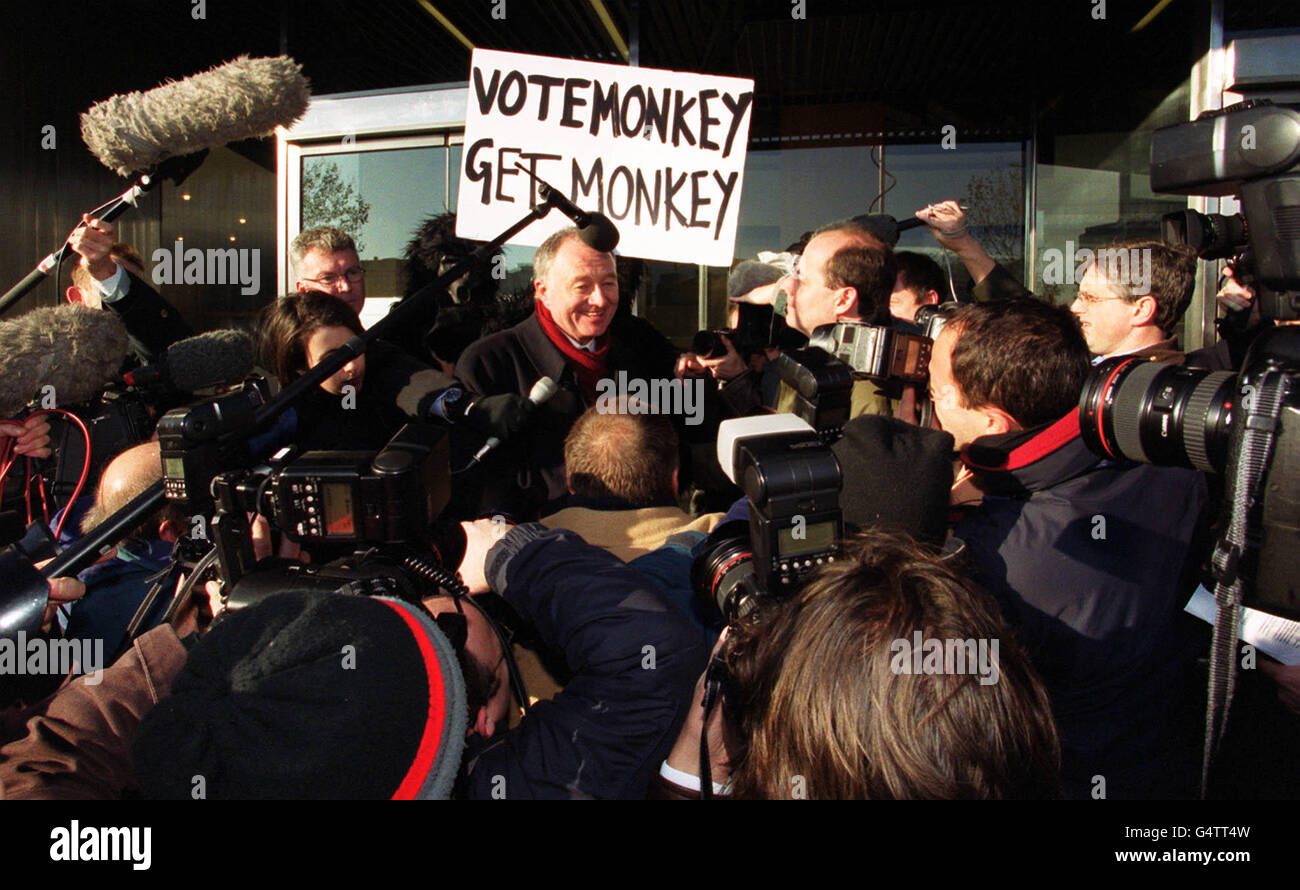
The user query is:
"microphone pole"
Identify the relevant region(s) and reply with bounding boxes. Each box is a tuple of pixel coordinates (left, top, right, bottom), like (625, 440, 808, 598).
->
(39, 480, 166, 581)
(0, 152, 209, 318)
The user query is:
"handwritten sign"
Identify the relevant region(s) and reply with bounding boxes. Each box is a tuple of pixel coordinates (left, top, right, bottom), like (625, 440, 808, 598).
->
(455, 49, 754, 266)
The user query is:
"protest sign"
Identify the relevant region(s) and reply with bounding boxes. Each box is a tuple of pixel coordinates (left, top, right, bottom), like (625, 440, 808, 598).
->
(455, 49, 755, 266)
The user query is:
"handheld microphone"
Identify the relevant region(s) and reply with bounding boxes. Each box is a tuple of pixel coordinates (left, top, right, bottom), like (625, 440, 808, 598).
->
(124, 329, 254, 393)
(513, 164, 620, 252)
(80, 55, 310, 177)
(472, 376, 559, 463)
(0, 305, 130, 417)
(849, 214, 928, 247)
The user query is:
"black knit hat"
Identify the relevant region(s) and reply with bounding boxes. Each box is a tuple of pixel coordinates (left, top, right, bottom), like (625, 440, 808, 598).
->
(133, 592, 467, 800)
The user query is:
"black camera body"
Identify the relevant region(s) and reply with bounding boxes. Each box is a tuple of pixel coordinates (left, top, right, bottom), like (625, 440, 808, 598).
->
(1151, 100, 1300, 321)
(693, 416, 843, 621)
(692, 302, 804, 361)
(214, 423, 450, 547)
(46, 388, 156, 502)
(740, 429, 843, 596)
(912, 301, 961, 342)
(157, 378, 271, 509)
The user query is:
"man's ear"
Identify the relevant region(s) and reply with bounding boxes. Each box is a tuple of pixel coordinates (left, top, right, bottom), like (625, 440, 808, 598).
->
(833, 286, 859, 319)
(473, 705, 495, 740)
(158, 518, 184, 543)
(671, 466, 679, 497)
(981, 405, 1020, 437)
(66, 286, 84, 305)
(1132, 295, 1158, 328)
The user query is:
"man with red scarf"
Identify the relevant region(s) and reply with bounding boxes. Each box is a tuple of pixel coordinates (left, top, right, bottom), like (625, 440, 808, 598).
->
(455, 228, 679, 519)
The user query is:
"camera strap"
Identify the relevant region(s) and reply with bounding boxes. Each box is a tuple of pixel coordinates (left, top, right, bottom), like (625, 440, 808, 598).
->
(1202, 369, 1288, 797)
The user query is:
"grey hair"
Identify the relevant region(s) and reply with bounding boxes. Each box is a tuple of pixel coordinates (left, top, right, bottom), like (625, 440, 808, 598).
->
(532, 226, 582, 284)
(290, 226, 358, 273)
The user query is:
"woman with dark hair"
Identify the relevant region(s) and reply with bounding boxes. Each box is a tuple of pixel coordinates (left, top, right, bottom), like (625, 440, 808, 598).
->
(254, 291, 401, 452)
(657, 528, 1062, 799)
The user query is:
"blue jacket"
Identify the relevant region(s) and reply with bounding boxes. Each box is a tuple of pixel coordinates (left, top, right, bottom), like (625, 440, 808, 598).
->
(467, 524, 708, 799)
(955, 412, 1208, 799)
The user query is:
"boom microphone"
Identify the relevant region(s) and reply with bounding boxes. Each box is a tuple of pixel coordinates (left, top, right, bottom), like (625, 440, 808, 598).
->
(472, 376, 559, 462)
(123, 329, 254, 392)
(0, 305, 130, 417)
(514, 165, 621, 252)
(80, 55, 311, 177)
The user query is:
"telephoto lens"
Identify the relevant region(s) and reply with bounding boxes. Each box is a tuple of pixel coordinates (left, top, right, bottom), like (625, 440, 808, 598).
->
(1079, 356, 1236, 471)
(691, 520, 764, 622)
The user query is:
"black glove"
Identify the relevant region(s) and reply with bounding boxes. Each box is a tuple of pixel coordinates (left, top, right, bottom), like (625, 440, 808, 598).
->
(464, 393, 532, 441)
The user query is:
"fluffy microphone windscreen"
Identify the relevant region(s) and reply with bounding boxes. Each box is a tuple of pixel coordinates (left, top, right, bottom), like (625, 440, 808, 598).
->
(81, 55, 310, 177)
(166, 329, 254, 391)
(0, 305, 129, 417)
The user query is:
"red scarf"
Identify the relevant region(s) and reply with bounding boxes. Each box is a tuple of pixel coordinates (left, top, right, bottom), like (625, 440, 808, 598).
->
(535, 300, 610, 402)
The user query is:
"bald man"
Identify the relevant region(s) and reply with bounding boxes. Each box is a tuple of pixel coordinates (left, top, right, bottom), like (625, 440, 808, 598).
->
(68, 442, 187, 652)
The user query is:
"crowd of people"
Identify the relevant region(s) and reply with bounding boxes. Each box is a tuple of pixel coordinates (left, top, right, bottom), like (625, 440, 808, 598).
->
(0, 195, 1296, 800)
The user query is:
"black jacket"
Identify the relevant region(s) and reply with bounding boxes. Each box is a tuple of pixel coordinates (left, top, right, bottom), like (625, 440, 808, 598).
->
(955, 412, 1209, 799)
(467, 524, 708, 799)
(109, 270, 194, 364)
(454, 312, 679, 518)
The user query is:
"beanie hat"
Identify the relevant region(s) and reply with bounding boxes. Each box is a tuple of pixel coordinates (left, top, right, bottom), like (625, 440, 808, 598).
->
(728, 260, 786, 300)
(133, 591, 467, 799)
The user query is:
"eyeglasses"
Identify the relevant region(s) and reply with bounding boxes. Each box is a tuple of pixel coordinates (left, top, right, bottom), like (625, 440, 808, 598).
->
(302, 266, 365, 288)
(1074, 289, 1130, 306)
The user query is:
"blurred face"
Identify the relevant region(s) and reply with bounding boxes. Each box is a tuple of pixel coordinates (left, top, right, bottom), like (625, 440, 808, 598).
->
(305, 325, 365, 396)
(1070, 265, 1139, 357)
(927, 326, 996, 450)
(784, 230, 861, 336)
(296, 248, 366, 314)
(890, 273, 937, 324)
(535, 237, 618, 344)
(422, 597, 511, 737)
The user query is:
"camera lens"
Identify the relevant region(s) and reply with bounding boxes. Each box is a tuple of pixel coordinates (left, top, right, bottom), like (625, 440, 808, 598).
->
(1079, 356, 1235, 472)
(691, 330, 727, 360)
(691, 521, 762, 621)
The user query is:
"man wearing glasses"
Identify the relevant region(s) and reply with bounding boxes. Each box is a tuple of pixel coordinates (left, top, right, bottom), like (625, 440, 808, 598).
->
(1069, 239, 1196, 364)
(291, 226, 368, 314)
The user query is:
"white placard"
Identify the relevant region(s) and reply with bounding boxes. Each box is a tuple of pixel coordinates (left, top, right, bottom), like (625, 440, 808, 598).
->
(455, 49, 754, 267)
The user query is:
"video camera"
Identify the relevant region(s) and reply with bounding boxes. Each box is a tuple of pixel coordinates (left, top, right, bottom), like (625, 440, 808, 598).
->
(692, 415, 843, 621)
(1078, 99, 1300, 621)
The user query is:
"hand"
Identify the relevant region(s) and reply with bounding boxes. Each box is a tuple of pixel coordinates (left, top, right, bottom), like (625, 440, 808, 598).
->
(0, 415, 53, 459)
(42, 577, 85, 631)
(1259, 658, 1300, 715)
(675, 352, 709, 380)
(458, 517, 512, 594)
(66, 214, 119, 286)
(466, 393, 531, 440)
(1216, 264, 1255, 313)
(916, 200, 971, 249)
(665, 629, 734, 788)
(698, 334, 747, 382)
